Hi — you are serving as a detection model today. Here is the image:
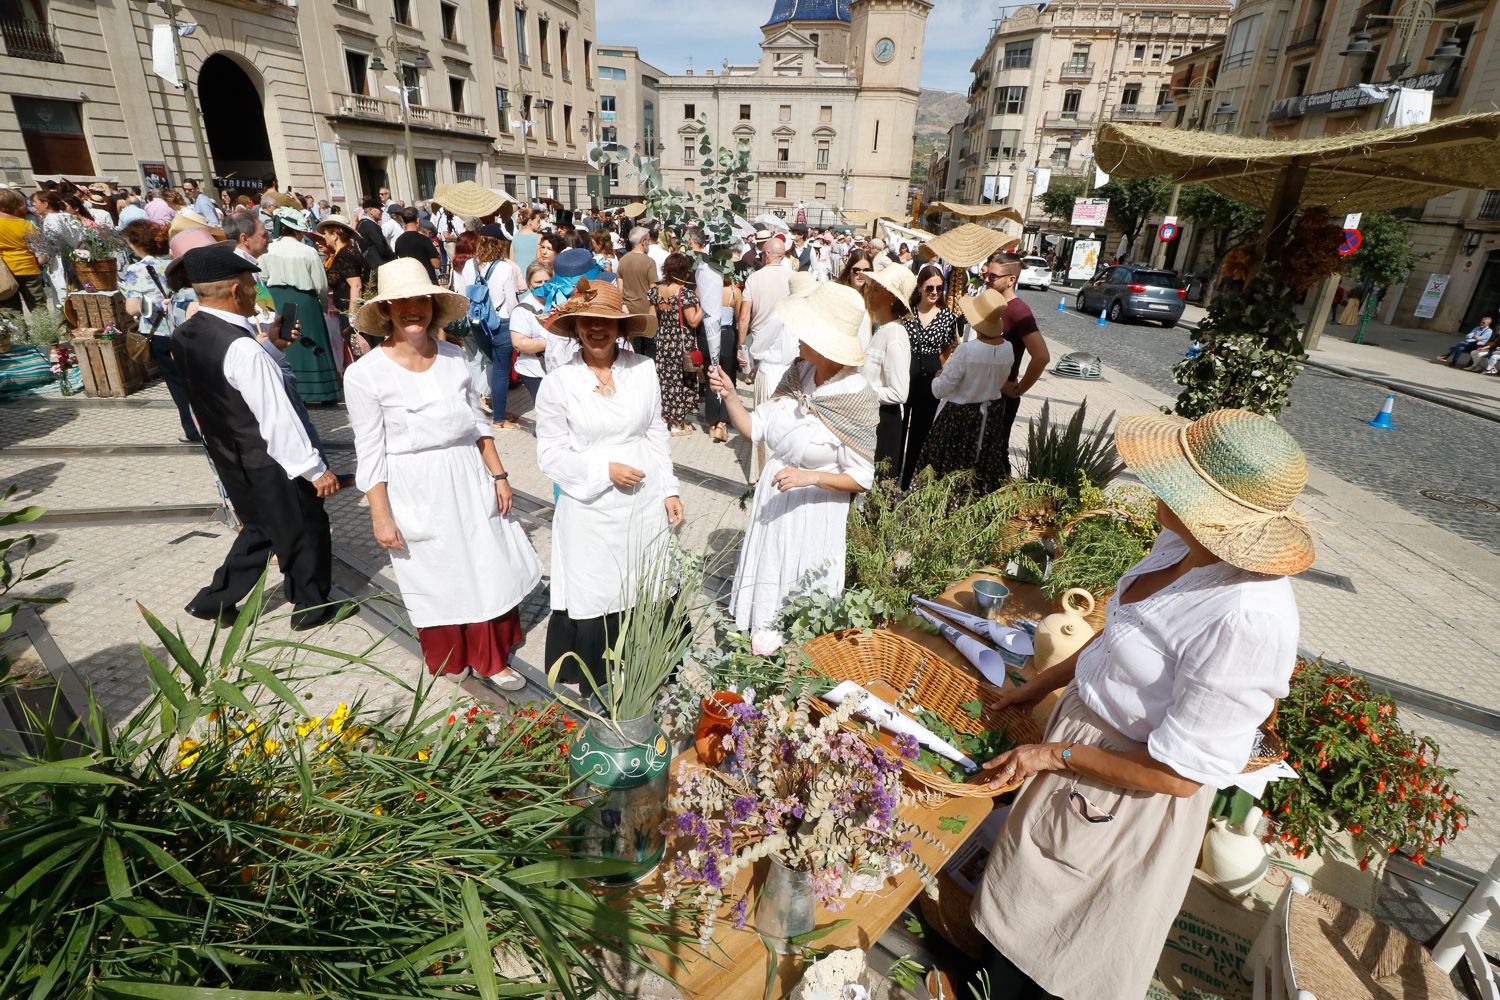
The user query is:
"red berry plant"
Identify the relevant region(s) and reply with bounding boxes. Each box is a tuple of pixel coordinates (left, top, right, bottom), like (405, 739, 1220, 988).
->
(1261, 657, 1470, 870)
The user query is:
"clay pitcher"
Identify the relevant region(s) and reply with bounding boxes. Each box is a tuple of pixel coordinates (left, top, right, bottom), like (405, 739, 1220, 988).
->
(1033, 588, 1096, 672)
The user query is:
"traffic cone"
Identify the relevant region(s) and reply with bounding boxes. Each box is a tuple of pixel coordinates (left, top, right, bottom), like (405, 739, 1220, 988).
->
(1366, 393, 1397, 430)
(1057, 296, 1067, 312)
(1096, 308, 1108, 327)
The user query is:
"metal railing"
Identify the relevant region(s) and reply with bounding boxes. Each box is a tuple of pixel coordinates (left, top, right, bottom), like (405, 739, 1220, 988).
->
(1043, 112, 1096, 128)
(0, 18, 64, 61)
(1479, 189, 1500, 221)
(1288, 21, 1320, 51)
(1058, 62, 1095, 81)
(1111, 104, 1160, 121)
(334, 93, 489, 134)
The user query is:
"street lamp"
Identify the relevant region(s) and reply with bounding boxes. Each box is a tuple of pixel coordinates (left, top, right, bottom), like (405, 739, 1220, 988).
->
(133, 0, 216, 201)
(1340, 0, 1462, 81)
(368, 32, 432, 203)
(497, 92, 550, 206)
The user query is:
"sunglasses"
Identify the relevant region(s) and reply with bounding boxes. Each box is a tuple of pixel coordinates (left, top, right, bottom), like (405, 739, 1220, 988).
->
(1069, 791, 1114, 823)
(922, 283, 944, 292)
(852, 265, 872, 274)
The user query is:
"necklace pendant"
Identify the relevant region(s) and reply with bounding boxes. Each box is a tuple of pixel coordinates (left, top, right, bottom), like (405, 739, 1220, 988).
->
(598, 384, 616, 399)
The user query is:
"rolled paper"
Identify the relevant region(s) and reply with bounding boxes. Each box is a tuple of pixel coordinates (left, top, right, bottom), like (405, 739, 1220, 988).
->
(823, 680, 976, 771)
(911, 595, 1035, 657)
(915, 608, 1011, 689)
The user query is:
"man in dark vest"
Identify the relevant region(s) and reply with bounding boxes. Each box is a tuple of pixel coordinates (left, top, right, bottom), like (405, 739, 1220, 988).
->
(171, 244, 342, 631)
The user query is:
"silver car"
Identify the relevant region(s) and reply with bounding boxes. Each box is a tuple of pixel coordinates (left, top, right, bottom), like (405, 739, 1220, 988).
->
(1018, 255, 1052, 291)
(1074, 265, 1186, 327)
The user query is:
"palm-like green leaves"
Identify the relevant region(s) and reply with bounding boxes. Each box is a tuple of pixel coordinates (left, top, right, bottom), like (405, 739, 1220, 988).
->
(1021, 401, 1125, 496)
(0, 579, 676, 998)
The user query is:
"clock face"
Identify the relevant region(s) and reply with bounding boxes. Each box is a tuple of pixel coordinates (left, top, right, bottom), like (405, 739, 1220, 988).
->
(874, 37, 896, 63)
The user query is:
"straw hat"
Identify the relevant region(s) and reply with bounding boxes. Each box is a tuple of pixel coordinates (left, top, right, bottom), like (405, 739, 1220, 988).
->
(865, 259, 916, 306)
(958, 288, 1008, 338)
(273, 207, 311, 233)
(431, 179, 506, 218)
(776, 279, 865, 368)
(1114, 409, 1315, 576)
(549, 277, 652, 338)
(315, 214, 359, 242)
(354, 258, 469, 337)
(168, 208, 225, 240)
(919, 223, 1019, 267)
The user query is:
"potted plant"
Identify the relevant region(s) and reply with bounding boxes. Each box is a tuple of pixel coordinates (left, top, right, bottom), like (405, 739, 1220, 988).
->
(1260, 657, 1470, 872)
(69, 222, 130, 291)
(550, 543, 714, 884)
(660, 693, 941, 952)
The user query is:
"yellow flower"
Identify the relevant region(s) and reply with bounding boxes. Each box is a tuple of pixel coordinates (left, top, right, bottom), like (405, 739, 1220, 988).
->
(176, 737, 202, 770)
(342, 725, 367, 744)
(417, 747, 430, 762)
(326, 703, 350, 736)
(371, 805, 385, 816)
(297, 717, 323, 738)
(262, 738, 280, 756)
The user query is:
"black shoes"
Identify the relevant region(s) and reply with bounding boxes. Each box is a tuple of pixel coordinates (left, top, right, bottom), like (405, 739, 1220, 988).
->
(185, 603, 237, 626)
(290, 602, 350, 632)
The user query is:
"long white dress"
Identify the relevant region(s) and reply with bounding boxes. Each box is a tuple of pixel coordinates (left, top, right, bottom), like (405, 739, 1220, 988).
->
(730, 365, 877, 631)
(343, 343, 542, 628)
(535, 351, 680, 620)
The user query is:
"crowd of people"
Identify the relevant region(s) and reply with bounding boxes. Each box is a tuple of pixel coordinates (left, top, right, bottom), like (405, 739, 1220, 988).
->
(0, 174, 1331, 1000)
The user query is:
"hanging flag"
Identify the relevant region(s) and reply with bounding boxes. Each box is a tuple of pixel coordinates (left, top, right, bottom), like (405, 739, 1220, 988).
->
(1094, 164, 1110, 188)
(151, 24, 179, 87)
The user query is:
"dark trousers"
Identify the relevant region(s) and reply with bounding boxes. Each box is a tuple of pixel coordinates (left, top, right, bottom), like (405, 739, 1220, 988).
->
(192, 462, 332, 621)
(993, 393, 1022, 480)
(151, 335, 200, 442)
(874, 403, 905, 483)
(545, 609, 624, 700)
(517, 373, 543, 410)
(979, 948, 1059, 1000)
(467, 319, 512, 418)
(698, 322, 739, 425)
(0, 273, 47, 312)
(901, 363, 941, 489)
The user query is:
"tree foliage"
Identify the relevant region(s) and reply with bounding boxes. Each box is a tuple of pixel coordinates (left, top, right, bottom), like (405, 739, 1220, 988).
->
(1170, 273, 1307, 418)
(1038, 175, 1090, 225)
(1178, 184, 1263, 264)
(1345, 211, 1429, 289)
(1095, 176, 1172, 246)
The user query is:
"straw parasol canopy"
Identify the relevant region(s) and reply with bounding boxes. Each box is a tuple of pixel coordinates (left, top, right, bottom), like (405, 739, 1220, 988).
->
(430, 180, 509, 218)
(838, 209, 888, 227)
(929, 202, 1024, 224)
(1094, 112, 1500, 213)
(918, 223, 1020, 267)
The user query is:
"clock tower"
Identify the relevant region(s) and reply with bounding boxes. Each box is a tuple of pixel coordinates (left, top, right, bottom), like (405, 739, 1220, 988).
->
(847, 0, 932, 217)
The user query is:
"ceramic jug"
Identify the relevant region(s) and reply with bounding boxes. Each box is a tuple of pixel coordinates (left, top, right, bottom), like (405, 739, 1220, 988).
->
(1032, 588, 1096, 672)
(1201, 807, 1269, 897)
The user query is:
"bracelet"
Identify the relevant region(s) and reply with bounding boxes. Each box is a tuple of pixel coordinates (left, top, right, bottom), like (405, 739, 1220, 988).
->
(492, 471, 509, 481)
(1059, 742, 1078, 769)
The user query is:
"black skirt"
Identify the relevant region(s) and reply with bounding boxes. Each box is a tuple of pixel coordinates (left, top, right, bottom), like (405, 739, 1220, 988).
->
(874, 403, 905, 482)
(919, 399, 1011, 494)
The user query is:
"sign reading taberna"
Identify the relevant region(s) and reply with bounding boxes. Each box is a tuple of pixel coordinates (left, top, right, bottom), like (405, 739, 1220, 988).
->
(1268, 67, 1457, 121)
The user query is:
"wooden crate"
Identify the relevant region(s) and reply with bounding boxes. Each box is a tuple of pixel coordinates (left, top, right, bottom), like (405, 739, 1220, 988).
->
(64, 291, 131, 331)
(76, 335, 144, 398)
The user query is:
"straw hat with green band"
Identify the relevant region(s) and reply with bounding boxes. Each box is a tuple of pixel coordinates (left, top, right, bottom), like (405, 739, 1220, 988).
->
(1114, 408, 1316, 577)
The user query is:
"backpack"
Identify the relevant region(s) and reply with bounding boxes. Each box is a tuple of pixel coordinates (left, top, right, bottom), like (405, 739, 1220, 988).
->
(465, 261, 504, 336)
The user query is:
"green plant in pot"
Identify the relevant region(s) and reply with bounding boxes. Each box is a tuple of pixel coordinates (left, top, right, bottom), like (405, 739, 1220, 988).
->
(550, 542, 714, 885)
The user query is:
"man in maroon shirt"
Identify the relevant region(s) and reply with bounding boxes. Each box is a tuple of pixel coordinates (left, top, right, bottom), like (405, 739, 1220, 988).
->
(979, 252, 1051, 478)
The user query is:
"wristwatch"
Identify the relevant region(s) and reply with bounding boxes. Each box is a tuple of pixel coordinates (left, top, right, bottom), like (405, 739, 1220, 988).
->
(492, 471, 509, 481)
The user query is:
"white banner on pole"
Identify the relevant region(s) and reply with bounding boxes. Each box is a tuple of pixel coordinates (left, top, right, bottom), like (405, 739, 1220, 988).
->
(151, 24, 180, 87)
(1094, 165, 1110, 189)
(1412, 273, 1450, 319)
(1032, 167, 1052, 198)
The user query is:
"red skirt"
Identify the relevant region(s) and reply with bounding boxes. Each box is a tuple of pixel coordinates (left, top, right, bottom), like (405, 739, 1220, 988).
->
(417, 608, 523, 677)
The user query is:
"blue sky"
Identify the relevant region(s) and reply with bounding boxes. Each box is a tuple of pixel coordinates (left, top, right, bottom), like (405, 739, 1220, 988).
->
(595, 0, 999, 93)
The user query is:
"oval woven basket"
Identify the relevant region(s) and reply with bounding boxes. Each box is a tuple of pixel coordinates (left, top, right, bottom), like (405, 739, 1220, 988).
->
(803, 629, 1042, 799)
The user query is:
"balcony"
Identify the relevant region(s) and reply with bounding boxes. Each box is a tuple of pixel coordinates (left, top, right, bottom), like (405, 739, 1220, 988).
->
(759, 160, 805, 175)
(1058, 62, 1094, 81)
(1287, 21, 1320, 51)
(1001, 55, 1031, 70)
(1110, 104, 1161, 122)
(1355, 0, 1393, 22)
(541, 60, 552, 75)
(1, 18, 64, 61)
(333, 92, 490, 135)
(1043, 112, 1097, 129)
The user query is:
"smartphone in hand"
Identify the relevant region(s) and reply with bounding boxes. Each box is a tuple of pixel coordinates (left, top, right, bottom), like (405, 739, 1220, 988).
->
(278, 302, 298, 341)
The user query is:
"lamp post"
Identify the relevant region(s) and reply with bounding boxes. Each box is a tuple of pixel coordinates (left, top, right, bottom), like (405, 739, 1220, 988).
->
(135, 0, 216, 201)
(1340, 0, 1463, 82)
(368, 28, 432, 203)
(1150, 74, 1232, 269)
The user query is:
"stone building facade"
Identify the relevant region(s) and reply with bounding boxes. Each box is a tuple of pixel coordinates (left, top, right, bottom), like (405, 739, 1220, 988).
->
(593, 44, 665, 203)
(955, 1, 1231, 238)
(654, 0, 933, 225)
(1172, 0, 1499, 332)
(1, 0, 597, 209)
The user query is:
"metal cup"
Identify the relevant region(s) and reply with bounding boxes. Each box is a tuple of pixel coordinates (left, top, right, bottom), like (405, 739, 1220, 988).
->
(972, 579, 1011, 623)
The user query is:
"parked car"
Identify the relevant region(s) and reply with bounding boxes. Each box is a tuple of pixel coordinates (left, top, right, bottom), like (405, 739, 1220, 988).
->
(1074, 265, 1187, 326)
(1018, 255, 1052, 291)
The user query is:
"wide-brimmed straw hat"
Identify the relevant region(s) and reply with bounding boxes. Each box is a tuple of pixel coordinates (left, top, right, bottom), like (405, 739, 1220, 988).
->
(168, 208, 225, 240)
(865, 259, 916, 306)
(431, 180, 508, 218)
(919, 223, 1019, 267)
(315, 214, 359, 241)
(958, 288, 1009, 337)
(354, 258, 469, 337)
(1115, 409, 1315, 576)
(549, 277, 652, 338)
(777, 277, 865, 368)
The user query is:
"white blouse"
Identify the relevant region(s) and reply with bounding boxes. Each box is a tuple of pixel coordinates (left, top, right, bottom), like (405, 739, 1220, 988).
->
(932, 337, 1015, 406)
(1073, 528, 1299, 787)
(859, 320, 911, 406)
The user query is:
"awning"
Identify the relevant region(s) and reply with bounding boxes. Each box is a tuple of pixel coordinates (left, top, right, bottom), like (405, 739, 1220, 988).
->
(918, 223, 1020, 267)
(1093, 112, 1500, 212)
(929, 201, 1024, 224)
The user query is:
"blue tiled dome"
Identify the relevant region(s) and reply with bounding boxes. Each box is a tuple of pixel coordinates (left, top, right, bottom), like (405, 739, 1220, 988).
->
(765, 0, 852, 26)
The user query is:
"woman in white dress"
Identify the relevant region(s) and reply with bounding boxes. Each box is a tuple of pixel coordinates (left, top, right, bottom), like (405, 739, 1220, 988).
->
(344, 259, 543, 692)
(535, 277, 685, 688)
(708, 281, 877, 631)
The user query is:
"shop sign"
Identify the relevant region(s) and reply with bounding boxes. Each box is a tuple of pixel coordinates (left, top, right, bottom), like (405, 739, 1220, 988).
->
(1268, 67, 1456, 121)
(1070, 198, 1109, 227)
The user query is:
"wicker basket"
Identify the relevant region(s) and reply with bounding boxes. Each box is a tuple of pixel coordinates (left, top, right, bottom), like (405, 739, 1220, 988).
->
(73, 260, 119, 292)
(803, 629, 1042, 799)
(1244, 705, 1288, 772)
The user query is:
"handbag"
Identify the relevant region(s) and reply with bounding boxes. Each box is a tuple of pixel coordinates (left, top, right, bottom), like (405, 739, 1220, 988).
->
(0, 256, 17, 302)
(677, 294, 704, 372)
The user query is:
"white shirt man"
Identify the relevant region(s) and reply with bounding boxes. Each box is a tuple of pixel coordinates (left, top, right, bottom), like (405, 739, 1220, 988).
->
(646, 234, 669, 282)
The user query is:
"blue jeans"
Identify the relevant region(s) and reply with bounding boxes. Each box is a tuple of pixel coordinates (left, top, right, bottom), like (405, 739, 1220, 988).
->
(468, 318, 512, 419)
(1445, 342, 1480, 365)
